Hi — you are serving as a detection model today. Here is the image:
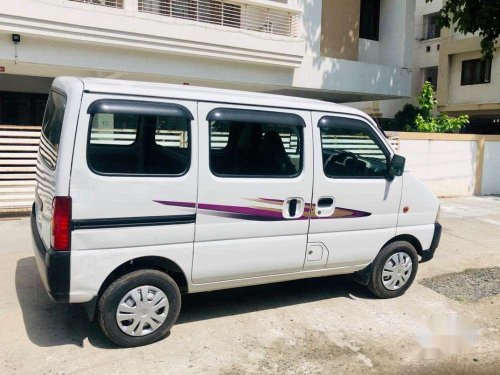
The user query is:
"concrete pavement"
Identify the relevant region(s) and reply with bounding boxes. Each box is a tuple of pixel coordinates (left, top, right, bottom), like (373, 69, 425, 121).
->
(0, 197, 499, 374)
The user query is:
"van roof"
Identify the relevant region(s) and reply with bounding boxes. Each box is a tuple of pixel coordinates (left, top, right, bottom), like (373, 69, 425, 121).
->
(58, 77, 370, 119)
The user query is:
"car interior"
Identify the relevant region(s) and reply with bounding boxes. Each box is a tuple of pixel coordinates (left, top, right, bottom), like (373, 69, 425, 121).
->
(88, 114, 190, 175)
(210, 122, 301, 176)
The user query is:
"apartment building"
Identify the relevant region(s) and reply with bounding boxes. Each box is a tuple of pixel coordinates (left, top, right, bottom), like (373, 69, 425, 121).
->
(0, 0, 416, 124)
(436, 25, 500, 133)
(353, 0, 500, 134)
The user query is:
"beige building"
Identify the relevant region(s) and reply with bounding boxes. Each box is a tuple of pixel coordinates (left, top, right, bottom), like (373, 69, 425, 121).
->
(351, 0, 500, 133)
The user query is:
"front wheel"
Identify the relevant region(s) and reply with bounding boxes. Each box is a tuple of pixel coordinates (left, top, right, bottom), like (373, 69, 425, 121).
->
(367, 241, 418, 299)
(97, 269, 181, 347)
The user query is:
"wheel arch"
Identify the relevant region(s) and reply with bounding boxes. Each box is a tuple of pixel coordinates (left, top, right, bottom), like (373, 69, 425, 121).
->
(382, 234, 423, 257)
(353, 234, 423, 286)
(85, 256, 189, 321)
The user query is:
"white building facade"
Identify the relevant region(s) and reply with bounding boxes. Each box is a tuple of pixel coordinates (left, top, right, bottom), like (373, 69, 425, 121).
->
(0, 0, 417, 211)
(0, 0, 416, 121)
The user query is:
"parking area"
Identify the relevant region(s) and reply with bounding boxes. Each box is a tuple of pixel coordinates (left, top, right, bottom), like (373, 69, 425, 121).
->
(0, 196, 499, 374)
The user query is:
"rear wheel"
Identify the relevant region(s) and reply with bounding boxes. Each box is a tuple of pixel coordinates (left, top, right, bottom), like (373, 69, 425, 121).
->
(97, 269, 181, 347)
(367, 241, 418, 299)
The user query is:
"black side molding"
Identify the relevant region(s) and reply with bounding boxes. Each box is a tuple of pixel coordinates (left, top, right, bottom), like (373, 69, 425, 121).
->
(207, 108, 306, 127)
(72, 214, 196, 230)
(87, 99, 194, 120)
(421, 223, 442, 262)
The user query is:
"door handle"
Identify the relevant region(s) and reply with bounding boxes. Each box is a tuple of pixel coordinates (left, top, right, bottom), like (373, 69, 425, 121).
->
(317, 197, 334, 208)
(283, 197, 304, 219)
(315, 196, 336, 217)
(288, 199, 298, 217)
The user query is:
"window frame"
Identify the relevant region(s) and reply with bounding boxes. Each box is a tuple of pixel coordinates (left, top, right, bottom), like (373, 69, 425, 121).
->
(39, 89, 67, 171)
(461, 58, 492, 86)
(207, 107, 306, 179)
(422, 12, 441, 40)
(318, 115, 391, 180)
(85, 99, 193, 178)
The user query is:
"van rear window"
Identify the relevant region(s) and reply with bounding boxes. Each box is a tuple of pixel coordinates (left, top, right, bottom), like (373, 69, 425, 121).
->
(87, 106, 191, 176)
(40, 91, 67, 169)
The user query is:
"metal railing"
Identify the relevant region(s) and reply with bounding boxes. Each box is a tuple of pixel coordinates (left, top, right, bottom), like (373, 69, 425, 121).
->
(138, 0, 300, 37)
(69, 0, 124, 8)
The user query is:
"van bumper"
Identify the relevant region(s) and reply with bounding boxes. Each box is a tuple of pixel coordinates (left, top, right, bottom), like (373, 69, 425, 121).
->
(31, 204, 70, 303)
(421, 223, 442, 262)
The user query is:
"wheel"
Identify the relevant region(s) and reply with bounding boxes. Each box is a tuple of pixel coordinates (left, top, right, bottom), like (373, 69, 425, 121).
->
(97, 269, 181, 347)
(367, 241, 418, 299)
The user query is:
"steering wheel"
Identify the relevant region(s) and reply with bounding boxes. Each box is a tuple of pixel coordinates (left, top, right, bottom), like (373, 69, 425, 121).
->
(324, 151, 359, 170)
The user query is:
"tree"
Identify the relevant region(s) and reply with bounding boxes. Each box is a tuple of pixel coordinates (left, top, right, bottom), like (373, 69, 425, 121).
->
(427, 0, 499, 59)
(415, 81, 469, 133)
(391, 104, 422, 131)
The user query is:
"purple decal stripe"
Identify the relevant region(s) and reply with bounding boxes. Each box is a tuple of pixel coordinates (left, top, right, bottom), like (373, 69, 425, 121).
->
(155, 200, 371, 221)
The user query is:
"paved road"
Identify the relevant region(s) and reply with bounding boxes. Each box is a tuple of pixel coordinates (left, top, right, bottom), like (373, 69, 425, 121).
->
(0, 197, 499, 374)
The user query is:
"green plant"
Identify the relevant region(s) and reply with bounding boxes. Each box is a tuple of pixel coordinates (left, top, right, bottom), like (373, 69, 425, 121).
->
(392, 104, 422, 131)
(414, 81, 469, 133)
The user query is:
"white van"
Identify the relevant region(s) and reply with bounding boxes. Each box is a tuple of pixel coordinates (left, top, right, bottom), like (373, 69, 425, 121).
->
(32, 77, 441, 347)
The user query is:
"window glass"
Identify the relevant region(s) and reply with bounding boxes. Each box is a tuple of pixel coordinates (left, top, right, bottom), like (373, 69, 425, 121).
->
(461, 58, 492, 85)
(88, 111, 190, 175)
(423, 12, 441, 40)
(90, 113, 138, 145)
(320, 118, 388, 178)
(359, 0, 380, 41)
(209, 120, 302, 177)
(40, 90, 66, 169)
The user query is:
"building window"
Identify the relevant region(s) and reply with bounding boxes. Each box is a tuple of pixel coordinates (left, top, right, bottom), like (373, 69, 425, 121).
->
(359, 0, 381, 41)
(423, 66, 438, 91)
(461, 58, 492, 86)
(423, 12, 441, 40)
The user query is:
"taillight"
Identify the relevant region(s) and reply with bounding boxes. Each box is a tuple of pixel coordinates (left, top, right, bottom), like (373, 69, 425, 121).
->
(51, 196, 72, 251)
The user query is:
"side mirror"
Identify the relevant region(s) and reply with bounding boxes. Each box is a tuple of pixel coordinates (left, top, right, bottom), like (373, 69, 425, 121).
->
(389, 154, 406, 177)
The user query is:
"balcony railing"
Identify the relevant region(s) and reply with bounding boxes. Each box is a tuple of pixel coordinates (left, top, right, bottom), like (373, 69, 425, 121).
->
(138, 0, 299, 37)
(70, 0, 124, 8)
(68, 0, 300, 37)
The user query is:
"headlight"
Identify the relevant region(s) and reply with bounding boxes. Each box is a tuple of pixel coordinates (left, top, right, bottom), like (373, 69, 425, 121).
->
(435, 204, 441, 223)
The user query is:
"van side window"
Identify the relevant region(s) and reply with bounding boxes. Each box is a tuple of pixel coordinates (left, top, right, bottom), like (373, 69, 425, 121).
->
(319, 117, 389, 178)
(208, 109, 303, 177)
(87, 100, 191, 176)
(40, 90, 67, 169)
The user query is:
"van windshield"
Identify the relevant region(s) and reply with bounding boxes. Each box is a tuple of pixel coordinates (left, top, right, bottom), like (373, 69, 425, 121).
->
(40, 90, 67, 169)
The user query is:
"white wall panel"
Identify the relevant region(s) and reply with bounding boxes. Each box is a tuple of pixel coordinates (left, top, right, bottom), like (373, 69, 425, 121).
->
(482, 141, 500, 195)
(399, 139, 477, 196)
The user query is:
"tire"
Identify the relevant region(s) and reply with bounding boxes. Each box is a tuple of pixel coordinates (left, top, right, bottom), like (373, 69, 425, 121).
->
(97, 269, 181, 347)
(367, 241, 419, 299)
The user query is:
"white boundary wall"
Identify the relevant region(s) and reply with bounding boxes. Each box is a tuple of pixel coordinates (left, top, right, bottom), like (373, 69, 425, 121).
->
(482, 141, 500, 196)
(392, 132, 500, 197)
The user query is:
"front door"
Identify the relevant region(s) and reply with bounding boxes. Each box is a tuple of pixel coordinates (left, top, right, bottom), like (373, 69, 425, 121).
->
(309, 113, 403, 268)
(191, 103, 313, 283)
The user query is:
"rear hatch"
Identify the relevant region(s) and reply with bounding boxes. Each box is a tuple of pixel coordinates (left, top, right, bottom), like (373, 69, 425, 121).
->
(34, 90, 67, 248)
